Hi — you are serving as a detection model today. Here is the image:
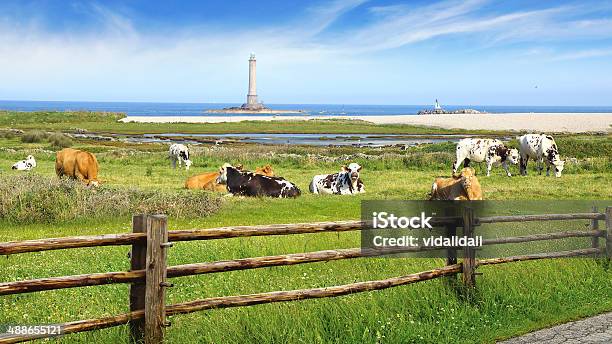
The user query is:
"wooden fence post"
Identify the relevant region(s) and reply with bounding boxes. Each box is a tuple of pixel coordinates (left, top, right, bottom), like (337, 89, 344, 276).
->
(444, 208, 458, 286)
(129, 215, 147, 343)
(606, 207, 612, 260)
(462, 207, 476, 288)
(591, 206, 599, 257)
(144, 215, 169, 344)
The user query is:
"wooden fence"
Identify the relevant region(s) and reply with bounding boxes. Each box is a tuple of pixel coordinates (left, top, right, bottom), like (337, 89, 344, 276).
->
(0, 206, 610, 344)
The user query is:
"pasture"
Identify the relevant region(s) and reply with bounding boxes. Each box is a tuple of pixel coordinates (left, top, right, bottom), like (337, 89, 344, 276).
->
(0, 116, 611, 343)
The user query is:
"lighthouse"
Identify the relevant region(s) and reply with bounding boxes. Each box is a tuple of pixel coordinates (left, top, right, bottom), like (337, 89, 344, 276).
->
(242, 53, 264, 110)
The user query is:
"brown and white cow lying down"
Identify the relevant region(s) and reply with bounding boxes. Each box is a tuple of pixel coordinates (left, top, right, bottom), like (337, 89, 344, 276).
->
(184, 164, 274, 191)
(55, 148, 100, 186)
(429, 167, 483, 200)
(217, 163, 300, 198)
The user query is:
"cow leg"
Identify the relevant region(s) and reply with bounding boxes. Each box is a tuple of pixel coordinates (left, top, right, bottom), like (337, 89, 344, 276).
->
(520, 155, 528, 176)
(502, 161, 511, 177)
(546, 163, 551, 177)
(171, 158, 176, 169)
(486, 160, 492, 177)
(537, 158, 543, 175)
(452, 160, 462, 175)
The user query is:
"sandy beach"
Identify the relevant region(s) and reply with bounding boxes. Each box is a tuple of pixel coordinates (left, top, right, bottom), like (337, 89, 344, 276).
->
(119, 113, 611, 133)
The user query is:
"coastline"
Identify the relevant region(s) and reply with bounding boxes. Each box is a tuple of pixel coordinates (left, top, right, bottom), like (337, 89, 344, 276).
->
(119, 113, 612, 133)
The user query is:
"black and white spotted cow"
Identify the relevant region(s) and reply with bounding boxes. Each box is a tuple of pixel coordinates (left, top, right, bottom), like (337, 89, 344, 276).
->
(12, 155, 36, 171)
(217, 163, 300, 198)
(169, 143, 192, 170)
(309, 163, 365, 195)
(518, 134, 565, 177)
(453, 138, 519, 177)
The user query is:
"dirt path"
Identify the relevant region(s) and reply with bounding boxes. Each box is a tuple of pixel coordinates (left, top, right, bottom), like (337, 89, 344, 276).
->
(498, 312, 612, 343)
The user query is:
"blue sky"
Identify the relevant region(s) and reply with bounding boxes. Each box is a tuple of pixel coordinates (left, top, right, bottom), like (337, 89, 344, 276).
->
(1, 0, 611, 105)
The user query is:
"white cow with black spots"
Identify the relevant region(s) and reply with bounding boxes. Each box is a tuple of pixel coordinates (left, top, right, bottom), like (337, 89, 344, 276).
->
(309, 162, 365, 195)
(453, 138, 519, 177)
(518, 134, 565, 177)
(12, 155, 36, 171)
(169, 143, 192, 170)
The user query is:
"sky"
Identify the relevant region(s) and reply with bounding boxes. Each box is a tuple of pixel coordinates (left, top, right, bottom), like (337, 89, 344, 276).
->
(1, 0, 611, 105)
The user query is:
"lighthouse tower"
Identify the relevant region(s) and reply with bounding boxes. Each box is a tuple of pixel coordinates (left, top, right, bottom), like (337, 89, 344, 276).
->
(242, 53, 264, 110)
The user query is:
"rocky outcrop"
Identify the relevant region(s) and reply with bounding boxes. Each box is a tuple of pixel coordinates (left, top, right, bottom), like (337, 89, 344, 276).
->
(417, 109, 485, 115)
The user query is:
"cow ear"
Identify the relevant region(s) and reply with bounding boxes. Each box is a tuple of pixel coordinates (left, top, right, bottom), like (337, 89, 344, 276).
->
(236, 164, 243, 170)
(357, 166, 362, 172)
(341, 165, 348, 172)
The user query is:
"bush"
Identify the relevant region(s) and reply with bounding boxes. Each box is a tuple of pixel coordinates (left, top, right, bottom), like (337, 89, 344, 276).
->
(47, 132, 74, 148)
(0, 174, 222, 224)
(21, 130, 48, 143)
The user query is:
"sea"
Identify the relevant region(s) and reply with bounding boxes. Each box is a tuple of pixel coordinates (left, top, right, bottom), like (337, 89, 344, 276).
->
(1, 100, 611, 117)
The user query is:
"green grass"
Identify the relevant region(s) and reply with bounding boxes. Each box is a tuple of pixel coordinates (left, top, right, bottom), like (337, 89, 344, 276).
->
(0, 127, 611, 343)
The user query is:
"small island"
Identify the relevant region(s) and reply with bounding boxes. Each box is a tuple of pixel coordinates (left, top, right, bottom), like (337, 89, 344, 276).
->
(417, 99, 486, 115)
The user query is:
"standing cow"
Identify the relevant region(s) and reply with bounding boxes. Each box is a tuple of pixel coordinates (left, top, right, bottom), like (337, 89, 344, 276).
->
(55, 148, 100, 186)
(518, 134, 565, 177)
(12, 155, 37, 171)
(453, 138, 519, 177)
(217, 163, 300, 198)
(309, 163, 365, 195)
(169, 143, 192, 170)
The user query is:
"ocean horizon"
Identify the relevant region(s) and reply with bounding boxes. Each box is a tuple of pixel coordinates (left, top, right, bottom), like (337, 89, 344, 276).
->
(1, 100, 611, 117)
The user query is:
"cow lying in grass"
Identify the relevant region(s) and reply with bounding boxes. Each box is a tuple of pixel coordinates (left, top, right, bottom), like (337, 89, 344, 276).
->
(55, 148, 100, 187)
(309, 163, 365, 195)
(185, 164, 274, 191)
(429, 167, 483, 200)
(217, 163, 300, 198)
(12, 155, 36, 171)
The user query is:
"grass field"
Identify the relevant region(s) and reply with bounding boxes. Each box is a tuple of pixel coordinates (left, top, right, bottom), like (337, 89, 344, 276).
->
(0, 112, 611, 343)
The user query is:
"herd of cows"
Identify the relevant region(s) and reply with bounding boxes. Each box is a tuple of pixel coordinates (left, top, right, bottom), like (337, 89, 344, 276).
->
(9, 133, 565, 200)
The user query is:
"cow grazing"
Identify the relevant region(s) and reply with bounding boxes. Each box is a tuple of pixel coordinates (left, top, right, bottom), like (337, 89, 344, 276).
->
(429, 167, 483, 200)
(518, 134, 565, 177)
(169, 143, 192, 170)
(309, 163, 365, 195)
(217, 163, 299, 198)
(12, 155, 36, 171)
(185, 164, 274, 191)
(55, 148, 100, 186)
(453, 138, 519, 177)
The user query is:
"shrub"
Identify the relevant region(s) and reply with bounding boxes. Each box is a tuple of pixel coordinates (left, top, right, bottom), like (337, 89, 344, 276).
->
(0, 174, 222, 224)
(21, 130, 48, 143)
(47, 132, 74, 148)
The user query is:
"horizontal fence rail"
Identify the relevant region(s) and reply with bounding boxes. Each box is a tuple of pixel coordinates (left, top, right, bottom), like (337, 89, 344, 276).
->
(1, 207, 610, 344)
(478, 212, 605, 224)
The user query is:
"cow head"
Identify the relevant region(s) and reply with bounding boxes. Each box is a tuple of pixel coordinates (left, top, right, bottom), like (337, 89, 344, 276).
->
(342, 163, 362, 183)
(185, 159, 192, 170)
(552, 159, 565, 177)
(546, 148, 564, 177)
(26, 155, 35, 161)
(507, 148, 520, 164)
(256, 164, 274, 176)
(217, 163, 233, 184)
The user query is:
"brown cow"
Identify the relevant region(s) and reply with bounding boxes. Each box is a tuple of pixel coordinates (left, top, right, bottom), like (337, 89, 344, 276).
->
(184, 164, 274, 191)
(428, 167, 483, 200)
(55, 148, 100, 186)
